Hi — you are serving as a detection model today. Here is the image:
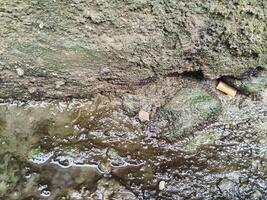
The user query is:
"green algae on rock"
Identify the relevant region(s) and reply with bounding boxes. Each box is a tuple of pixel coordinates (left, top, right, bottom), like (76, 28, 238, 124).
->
(160, 86, 222, 138)
(0, 153, 20, 195)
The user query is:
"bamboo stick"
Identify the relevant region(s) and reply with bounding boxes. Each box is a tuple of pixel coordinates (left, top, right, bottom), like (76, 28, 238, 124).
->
(216, 81, 237, 97)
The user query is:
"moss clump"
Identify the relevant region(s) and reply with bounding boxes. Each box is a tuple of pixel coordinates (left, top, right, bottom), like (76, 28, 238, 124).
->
(28, 147, 42, 159)
(3, 175, 14, 184)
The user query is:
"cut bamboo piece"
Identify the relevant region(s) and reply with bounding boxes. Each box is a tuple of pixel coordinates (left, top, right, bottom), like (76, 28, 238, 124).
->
(216, 81, 237, 97)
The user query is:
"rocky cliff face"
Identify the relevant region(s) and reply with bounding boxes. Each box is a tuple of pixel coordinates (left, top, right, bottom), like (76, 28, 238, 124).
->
(0, 0, 266, 99)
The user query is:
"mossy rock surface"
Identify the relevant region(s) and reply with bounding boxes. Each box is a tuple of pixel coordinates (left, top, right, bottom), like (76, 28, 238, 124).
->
(161, 87, 222, 138)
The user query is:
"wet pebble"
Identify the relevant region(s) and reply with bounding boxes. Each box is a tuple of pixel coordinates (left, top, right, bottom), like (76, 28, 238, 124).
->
(28, 87, 37, 94)
(159, 180, 166, 190)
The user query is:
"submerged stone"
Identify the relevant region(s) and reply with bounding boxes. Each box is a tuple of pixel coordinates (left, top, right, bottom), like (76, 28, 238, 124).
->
(94, 178, 137, 200)
(184, 131, 219, 152)
(160, 86, 222, 138)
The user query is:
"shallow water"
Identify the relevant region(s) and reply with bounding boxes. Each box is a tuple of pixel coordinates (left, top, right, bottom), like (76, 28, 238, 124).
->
(0, 93, 266, 199)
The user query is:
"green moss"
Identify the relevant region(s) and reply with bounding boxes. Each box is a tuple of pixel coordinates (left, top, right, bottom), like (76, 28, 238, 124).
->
(28, 147, 42, 159)
(31, 0, 50, 8)
(191, 95, 214, 104)
(10, 39, 105, 74)
(3, 175, 14, 184)
(0, 118, 6, 133)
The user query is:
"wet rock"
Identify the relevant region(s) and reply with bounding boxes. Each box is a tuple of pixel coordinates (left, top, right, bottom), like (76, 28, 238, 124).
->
(0, 94, 266, 199)
(94, 178, 137, 200)
(184, 131, 218, 152)
(160, 86, 222, 138)
(32, 160, 103, 196)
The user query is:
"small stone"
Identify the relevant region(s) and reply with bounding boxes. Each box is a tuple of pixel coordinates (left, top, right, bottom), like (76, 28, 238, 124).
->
(138, 110, 149, 122)
(39, 22, 44, 29)
(159, 180, 166, 190)
(55, 80, 65, 89)
(16, 68, 24, 77)
(28, 87, 37, 94)
(154, 101, 161, 108)
(99, 66, 111, 75)
(162, 87, 222, 138)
